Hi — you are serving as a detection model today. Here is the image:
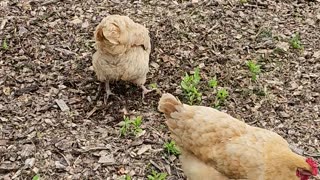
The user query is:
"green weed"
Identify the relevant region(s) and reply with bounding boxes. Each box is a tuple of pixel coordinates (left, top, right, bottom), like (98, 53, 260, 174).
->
(246, 60, 261, 81)
(147, 170, 167, 180)
(181, 68, 202, 104)
(120, 116, 131, 136)
(131, 116, 143, 135)
(290, 33, 303, 50)
(122, 175, 132, 180)
(120, 116, 143, 137)
(217, 88, 229, 102)
(149, 83, 158, 90)
(164, 140, 181, 156)
(214, 88, 229, 108)
(32, 174, 40, 180)
(208, 77, 218, 89)
(2, 38, 8, 50)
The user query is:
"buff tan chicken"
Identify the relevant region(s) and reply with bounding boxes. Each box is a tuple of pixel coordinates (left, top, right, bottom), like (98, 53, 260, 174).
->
(158, 93, 318, 180)
(92, 15, 152, 102)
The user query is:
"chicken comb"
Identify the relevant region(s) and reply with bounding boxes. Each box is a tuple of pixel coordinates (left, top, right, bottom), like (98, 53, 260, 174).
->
(306, 158, 318, 175)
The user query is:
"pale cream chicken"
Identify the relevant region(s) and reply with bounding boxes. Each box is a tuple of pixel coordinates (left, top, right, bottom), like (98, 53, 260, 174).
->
(92, 15, 152, 102)
(158, 93, 318, 180)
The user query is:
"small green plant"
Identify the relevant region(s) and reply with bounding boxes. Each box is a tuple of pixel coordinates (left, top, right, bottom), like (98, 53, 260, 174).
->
(120, 116, 143, 137)
(164, 140, 181, 156)
(214, 88, 229, 108)
(208, 77, 218, 88)
(290, 33, 303, 50)
(147, 170, 167, 180)
(181, 68, 202, 104)
(2, 38, 8, 50)
(149, 83, 158, 90)
(120, 116, 132, 136)
(132, 116, 143, 135)
(122, 175, 132, 180)
(32, 174, 40, 180)
(246, 60, 261, 81)
(217, 88, 229, 102)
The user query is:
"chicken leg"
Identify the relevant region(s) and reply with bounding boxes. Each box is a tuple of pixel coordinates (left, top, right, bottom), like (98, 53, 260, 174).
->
(104, 80, 121, 104)
(141, 85, 153, 99)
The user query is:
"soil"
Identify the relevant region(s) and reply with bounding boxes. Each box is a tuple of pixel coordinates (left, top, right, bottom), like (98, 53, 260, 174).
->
(0, 0, 319, 179)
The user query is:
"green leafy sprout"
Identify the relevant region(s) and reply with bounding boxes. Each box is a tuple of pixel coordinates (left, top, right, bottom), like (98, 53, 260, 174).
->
(214, 88, 229, 108)
(147, 170, 167, 180)
(122, 175, 132, 180)
(208, 77, 218, 88)
(149, 83, 158, 90)
(32, 174, 40, 180)
(290, 33, 303, 50)
(181, 68, 202, 104)
(2, 38, 8, 50)
(217, 88, 229, 102)
(120, 116, 143, 137)
(246, 60, 261, 81)
(164, 140, 181, 156)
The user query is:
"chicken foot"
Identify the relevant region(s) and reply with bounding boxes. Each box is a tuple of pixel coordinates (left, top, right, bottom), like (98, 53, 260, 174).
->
(104, 80, 121, 104)
(94, 81, 120, 104)
(141, 85, 153, 99)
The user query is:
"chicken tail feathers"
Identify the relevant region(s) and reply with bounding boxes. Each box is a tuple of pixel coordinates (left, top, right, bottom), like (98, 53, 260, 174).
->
(158, 93, 182, 118)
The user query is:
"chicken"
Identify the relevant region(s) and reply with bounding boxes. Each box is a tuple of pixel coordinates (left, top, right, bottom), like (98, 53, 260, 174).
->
(158, 93, 318, 180)
(92, 15, 152, 102)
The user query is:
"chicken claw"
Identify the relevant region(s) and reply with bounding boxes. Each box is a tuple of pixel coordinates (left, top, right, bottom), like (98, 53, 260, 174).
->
(104, 81, 121, 104)
(141, 85, 153, 99)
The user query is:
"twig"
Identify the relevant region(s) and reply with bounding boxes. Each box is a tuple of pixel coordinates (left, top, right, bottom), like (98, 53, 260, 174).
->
(11, 169, 22, 179)
(149, 160, 163, 171)
(86, 106, 99, 118)
(227, 0, 233, 7)
(54, 47, 77, 55)
(75, 146, 112, 153)
(72, 155, 81, 168)
(55, 150, 71, 166)
(41, 0, 59, 6)
(0, 19, 7, 30)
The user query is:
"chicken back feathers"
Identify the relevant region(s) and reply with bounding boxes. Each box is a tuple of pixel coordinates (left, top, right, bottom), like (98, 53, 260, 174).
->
(92, 15, 151, 85)
(158, 93, 318, 180)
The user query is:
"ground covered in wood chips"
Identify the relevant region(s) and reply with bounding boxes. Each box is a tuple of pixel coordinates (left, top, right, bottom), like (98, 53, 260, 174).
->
(0, 0, 319, 179)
